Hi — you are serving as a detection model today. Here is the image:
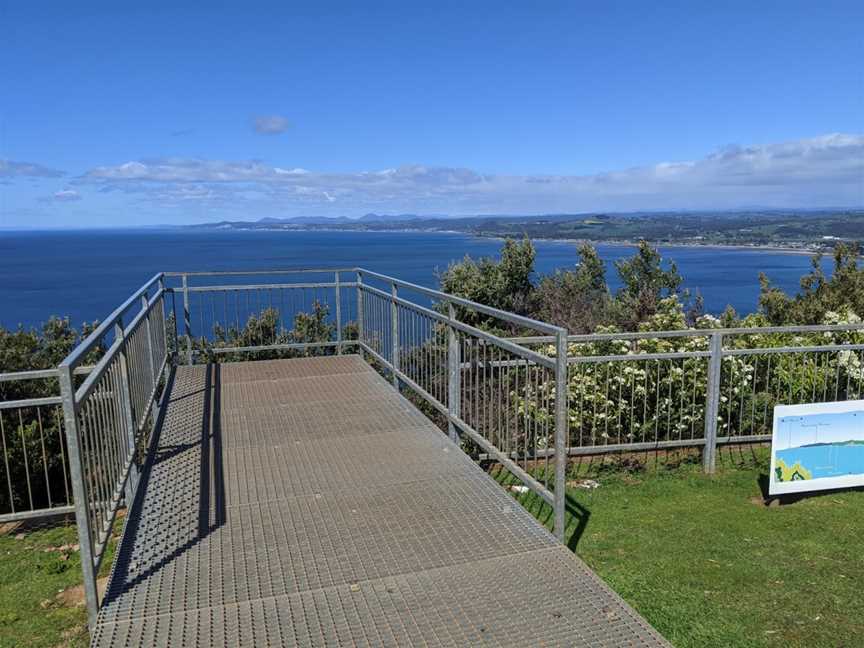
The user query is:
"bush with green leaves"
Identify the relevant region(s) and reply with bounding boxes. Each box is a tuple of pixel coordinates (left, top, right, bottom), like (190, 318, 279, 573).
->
(186, 301, 340, 362)
(524, 300, 864, 450)
(437, 237, 864, 452)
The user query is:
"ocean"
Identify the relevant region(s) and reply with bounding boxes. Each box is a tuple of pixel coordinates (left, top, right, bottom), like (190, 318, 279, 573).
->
(0, 229, 829, 330)
(776, 445, 864, 480)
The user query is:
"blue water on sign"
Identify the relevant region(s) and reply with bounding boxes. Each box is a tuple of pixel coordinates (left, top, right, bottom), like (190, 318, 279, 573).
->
(0, 229, 828, 329)
(776, 445, 864, 479)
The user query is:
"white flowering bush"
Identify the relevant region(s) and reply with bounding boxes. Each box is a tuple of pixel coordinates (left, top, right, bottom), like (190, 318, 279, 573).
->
(521, 301, 864, 449)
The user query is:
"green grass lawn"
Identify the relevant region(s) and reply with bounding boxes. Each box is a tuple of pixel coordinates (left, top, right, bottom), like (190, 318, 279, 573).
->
(495, 450, 864, 648)
(0, 519, 116, 648)
(2, 452, 861, 647)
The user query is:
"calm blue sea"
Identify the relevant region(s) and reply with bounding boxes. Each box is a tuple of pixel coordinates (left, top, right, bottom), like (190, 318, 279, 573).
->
(0, 229, 828, 329)
(777, 445, 864, 480)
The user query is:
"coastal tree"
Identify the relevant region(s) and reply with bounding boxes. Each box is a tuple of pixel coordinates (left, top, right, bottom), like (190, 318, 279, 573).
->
(759, 242, 863, 324)
(532, 243, 611, 332)
(437, 236, 536, 331)
(610, 241, 683, 330)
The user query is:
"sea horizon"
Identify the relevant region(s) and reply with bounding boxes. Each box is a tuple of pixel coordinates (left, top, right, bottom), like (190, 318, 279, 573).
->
(0, 228, 831, 330)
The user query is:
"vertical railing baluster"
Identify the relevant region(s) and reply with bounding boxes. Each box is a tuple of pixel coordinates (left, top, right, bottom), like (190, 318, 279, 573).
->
(171, 289, 179, 361)
(554, 329, 568, 541)
(58, 363, 99, 630)
(158, 276, 169, 363)
(703, 331, 723, 473)
(114, 321, 139, 495)
(447, 302, 461, 443)
(17, 409, 34, 510)
(391, 282, 399, 387)
(0, 414, 13, 514)
(335, 271, 342, 354)
(357, 271, 365, 358)
(182, 273, 192, 365)
(142, 292, 156, 392)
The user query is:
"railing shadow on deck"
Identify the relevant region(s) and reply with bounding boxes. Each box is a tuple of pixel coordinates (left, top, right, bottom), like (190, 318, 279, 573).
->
(101, 363, 225, 609)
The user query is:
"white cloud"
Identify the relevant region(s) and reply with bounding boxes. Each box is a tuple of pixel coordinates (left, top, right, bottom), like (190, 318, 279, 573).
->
(0, 159, 64, 178)
(78, 133, 864, 214)
(52, 188, 82, 202)
(252, 115, 289, 135)
(86, 159, 279, 182)
(38, 188, 82, 203)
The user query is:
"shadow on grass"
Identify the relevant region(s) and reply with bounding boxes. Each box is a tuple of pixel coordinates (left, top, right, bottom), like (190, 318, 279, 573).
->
(564, 493, 591, 552)
(487, 465, 592, 551)
(756, 472, 864, 505)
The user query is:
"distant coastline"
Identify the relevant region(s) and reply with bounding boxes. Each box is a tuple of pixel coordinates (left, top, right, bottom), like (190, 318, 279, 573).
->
(482, 236, 822, 256)
(196, 224, 827, 256)
(187, 208, 861, 256)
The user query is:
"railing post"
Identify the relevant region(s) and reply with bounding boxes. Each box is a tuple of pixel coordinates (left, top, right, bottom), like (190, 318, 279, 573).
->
(703, 331, 723, 473)
(58, 363, 99, 629)
(182, 273, 192, 365)
(335, 271, 342, 355)
(553, 329, 569, 542)
(157, 275, 169, 363)
(151, 281, 167, 440)
(357, 271, 365, 355)
(447, 302, 461, 443)
(141, 292, 156, 389)
(391, 282, 399, 387)
(114, 321, 140, 496)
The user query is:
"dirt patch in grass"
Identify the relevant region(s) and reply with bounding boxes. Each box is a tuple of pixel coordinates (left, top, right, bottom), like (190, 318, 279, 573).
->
(54, 576, 109, 609)
(0, 518, 119, 648)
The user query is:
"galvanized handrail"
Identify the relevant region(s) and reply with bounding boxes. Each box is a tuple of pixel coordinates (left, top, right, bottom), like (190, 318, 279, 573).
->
(357, 267, 565, 335)
(166, 270, 359, 364)
(62, 273, 165, 369)
(508, 321, 864, 345)
(0, 368, 60, 382)
(161, 267, 570, 541)
(57, 274, 170, 628)
(163, 268, 358, 277)
(359, 282, 556, 369)
(0, 370, 74, 523)
(552, 324, 864, 472)
(354, 269, 569, 541)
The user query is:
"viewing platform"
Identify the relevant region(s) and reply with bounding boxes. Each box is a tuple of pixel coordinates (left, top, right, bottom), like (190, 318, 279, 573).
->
(91, 354, 668, 646)
(13, 266, 821, 645)
(5, 267, 856, 645)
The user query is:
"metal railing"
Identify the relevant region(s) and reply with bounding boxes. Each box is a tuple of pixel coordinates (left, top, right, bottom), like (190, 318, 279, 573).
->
(355, 269, 569, 540)
(14, 265, 864, 631)
(157, 268, 570, 540)
(58, 273, 170, 626)
(164, 269, 359, 363)
(513, 323, 864, 471)
(0, 369, 73, 522)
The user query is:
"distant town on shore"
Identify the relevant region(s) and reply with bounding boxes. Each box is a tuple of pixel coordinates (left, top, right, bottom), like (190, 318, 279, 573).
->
(190, 209, 864, 253)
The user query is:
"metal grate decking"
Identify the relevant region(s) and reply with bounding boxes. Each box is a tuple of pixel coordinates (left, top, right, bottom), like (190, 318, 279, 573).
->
(91, 355, 669, 647)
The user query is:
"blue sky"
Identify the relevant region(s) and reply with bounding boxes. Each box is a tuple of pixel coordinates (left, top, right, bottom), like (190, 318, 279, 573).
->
(778, 411, 864, 449)
(1, 1, 862, 227)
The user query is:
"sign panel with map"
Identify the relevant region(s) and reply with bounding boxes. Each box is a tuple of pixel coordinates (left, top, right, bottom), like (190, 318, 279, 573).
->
(769, 400, 864, 495)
